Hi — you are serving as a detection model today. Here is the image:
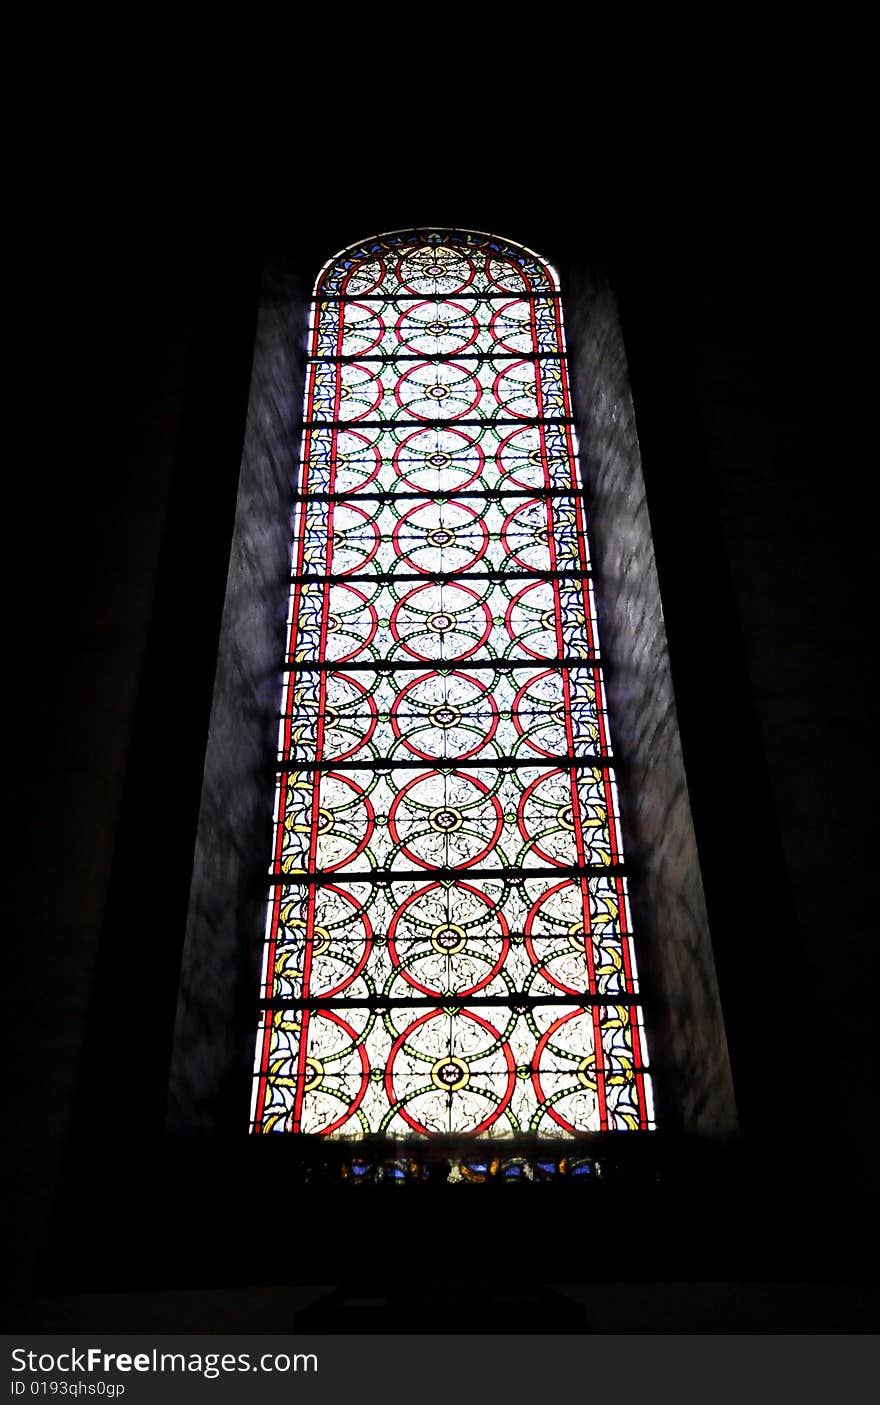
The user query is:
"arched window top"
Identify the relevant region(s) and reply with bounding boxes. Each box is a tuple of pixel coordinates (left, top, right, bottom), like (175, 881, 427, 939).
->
(314, 228, 559, 298)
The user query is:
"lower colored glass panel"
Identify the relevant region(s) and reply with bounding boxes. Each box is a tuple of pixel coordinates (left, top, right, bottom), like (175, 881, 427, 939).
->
(252, 1003, 653, 1137)
(263, 874, 637, 1003)
(271, 763, 622, 876)
(279, 665, 610, 767)
(301, 424, 581, 498)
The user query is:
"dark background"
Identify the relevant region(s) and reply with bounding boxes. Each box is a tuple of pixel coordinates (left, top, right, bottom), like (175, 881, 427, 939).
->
(4, 148, 876, 1330)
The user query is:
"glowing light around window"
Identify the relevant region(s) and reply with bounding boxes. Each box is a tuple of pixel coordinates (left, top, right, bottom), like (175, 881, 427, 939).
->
(250, 230, 655, 1139)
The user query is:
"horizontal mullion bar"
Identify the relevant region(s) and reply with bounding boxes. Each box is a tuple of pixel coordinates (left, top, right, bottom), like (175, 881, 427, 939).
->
(289, 569, 594, 587)
(302, 416, 574, 432)
(307, 352, 566, 366)
(291, 488, 586, 504)
(259, 994, 645, 1012)
(275, 753, 613, 775)
(314, 292, 561, 303)
(266, 863, 626, 887)
(269, 926, 604, 946)
(283, 656, 601, 674)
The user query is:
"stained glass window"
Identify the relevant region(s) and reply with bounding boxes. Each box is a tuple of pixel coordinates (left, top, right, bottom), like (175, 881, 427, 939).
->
(250, 230, 656, 1144)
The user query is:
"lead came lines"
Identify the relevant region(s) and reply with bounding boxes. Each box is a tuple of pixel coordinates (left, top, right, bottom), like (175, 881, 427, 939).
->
(251, 231, 655, 1140)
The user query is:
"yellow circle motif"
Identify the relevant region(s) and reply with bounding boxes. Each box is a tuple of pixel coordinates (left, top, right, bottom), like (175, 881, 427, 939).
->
(427, 612, 455, 633)
(431, 1055, 469, 1092)
(429, 806, 464, 834)
(303, 1058, 324, 1091)
(568, 921, 587, 953)
(431, 922, 467, 954)
(430, 703, 461, 729)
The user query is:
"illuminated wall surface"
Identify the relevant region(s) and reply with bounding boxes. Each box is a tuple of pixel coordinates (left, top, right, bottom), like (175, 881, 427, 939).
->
(251, 231, 656, 1138)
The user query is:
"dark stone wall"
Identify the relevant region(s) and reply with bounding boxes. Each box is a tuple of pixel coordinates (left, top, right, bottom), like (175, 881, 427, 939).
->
(4, 204, 875, 1328)
(564, 266, 736, 1136)
(3, 266, 195, 1320)
(168, 264, 310, 1133)
(680, 269, 876, 1166)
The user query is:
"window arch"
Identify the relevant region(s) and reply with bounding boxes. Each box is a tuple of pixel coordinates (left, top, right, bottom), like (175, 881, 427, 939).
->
(250, 229, 655, 1146)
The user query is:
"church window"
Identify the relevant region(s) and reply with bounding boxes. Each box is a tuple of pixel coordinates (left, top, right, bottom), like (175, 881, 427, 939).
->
(249, 230, 655, 1147)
